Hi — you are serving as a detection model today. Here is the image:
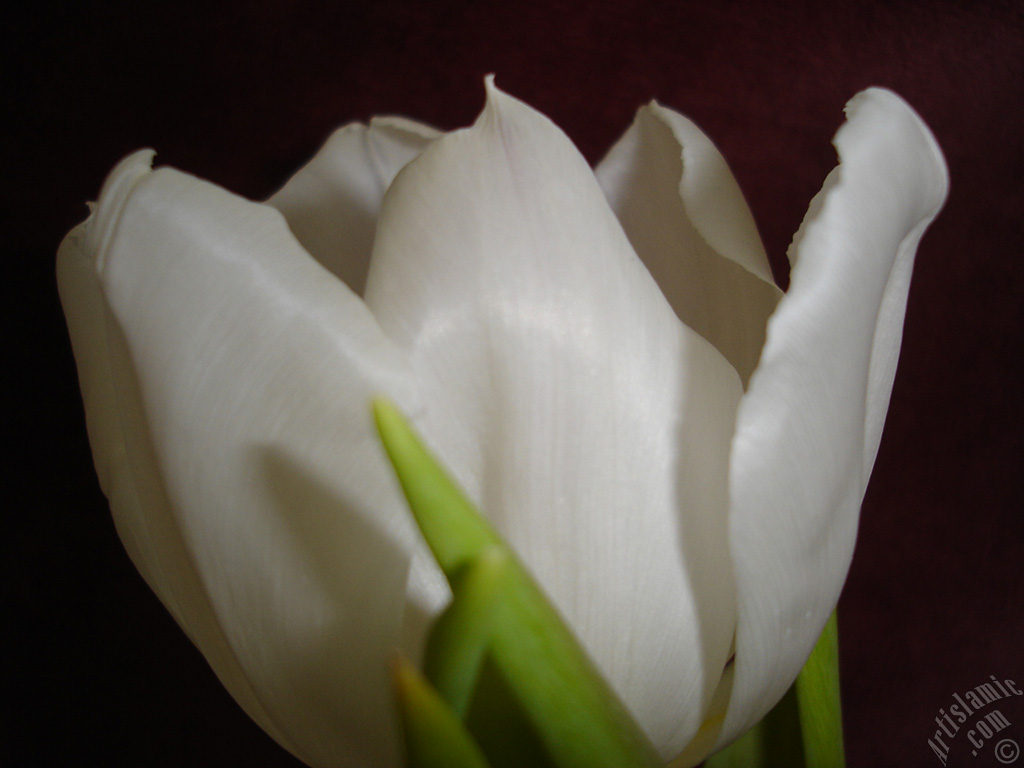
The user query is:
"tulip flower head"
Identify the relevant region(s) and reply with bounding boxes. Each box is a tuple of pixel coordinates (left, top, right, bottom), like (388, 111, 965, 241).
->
(59, 78, 947, 767)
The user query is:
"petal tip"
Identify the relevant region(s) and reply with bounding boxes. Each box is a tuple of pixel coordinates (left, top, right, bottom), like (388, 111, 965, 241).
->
(482, 73, 509, 112)
(86, 149, 156, 268)
(840, 88, 949, 210)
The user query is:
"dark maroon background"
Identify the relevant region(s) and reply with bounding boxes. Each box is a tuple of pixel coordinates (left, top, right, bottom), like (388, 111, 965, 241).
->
(5, 1, 1022, 766)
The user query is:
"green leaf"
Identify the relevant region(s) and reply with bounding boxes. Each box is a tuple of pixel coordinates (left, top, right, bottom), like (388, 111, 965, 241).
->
(392, 653, 493, 768)
(373, 398, 663, 768)
(372, 398, 498, 573)
(703, 610, 844, 768)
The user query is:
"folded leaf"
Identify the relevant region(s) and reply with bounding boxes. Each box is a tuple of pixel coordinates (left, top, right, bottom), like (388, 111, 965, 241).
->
(392, 654, 493, 768)
(423, 546, 512, 717)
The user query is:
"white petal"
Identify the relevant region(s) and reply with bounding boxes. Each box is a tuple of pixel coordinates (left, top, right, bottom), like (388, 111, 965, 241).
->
(268, 116, 439, 295)
(596, 103, 782, 385)
(365, 79, 743, 757)
(60, 151, 424, 768)
(58, 176, 298, 759)
(716, 89, 948, 750)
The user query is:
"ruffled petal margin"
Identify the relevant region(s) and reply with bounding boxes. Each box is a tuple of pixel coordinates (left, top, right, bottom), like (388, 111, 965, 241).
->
(714, 88, 948, 754)
(596, 102, 782, 385)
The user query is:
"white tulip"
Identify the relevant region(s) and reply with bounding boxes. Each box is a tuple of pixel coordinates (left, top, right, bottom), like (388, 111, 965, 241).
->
(58, 78, 947, 767)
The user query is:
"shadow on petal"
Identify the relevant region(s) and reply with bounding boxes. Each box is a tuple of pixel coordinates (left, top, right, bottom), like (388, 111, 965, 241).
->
(670, 331, 740, 758)
(257, 446, 419, 768)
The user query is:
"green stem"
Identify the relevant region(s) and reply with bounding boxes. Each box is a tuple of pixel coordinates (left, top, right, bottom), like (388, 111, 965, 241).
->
(704, 610, 844, 768)
(795, 610, 845, 768)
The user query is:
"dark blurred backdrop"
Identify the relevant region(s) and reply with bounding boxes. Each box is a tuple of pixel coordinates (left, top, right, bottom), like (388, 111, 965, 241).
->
(5, 1, 1021, 766)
